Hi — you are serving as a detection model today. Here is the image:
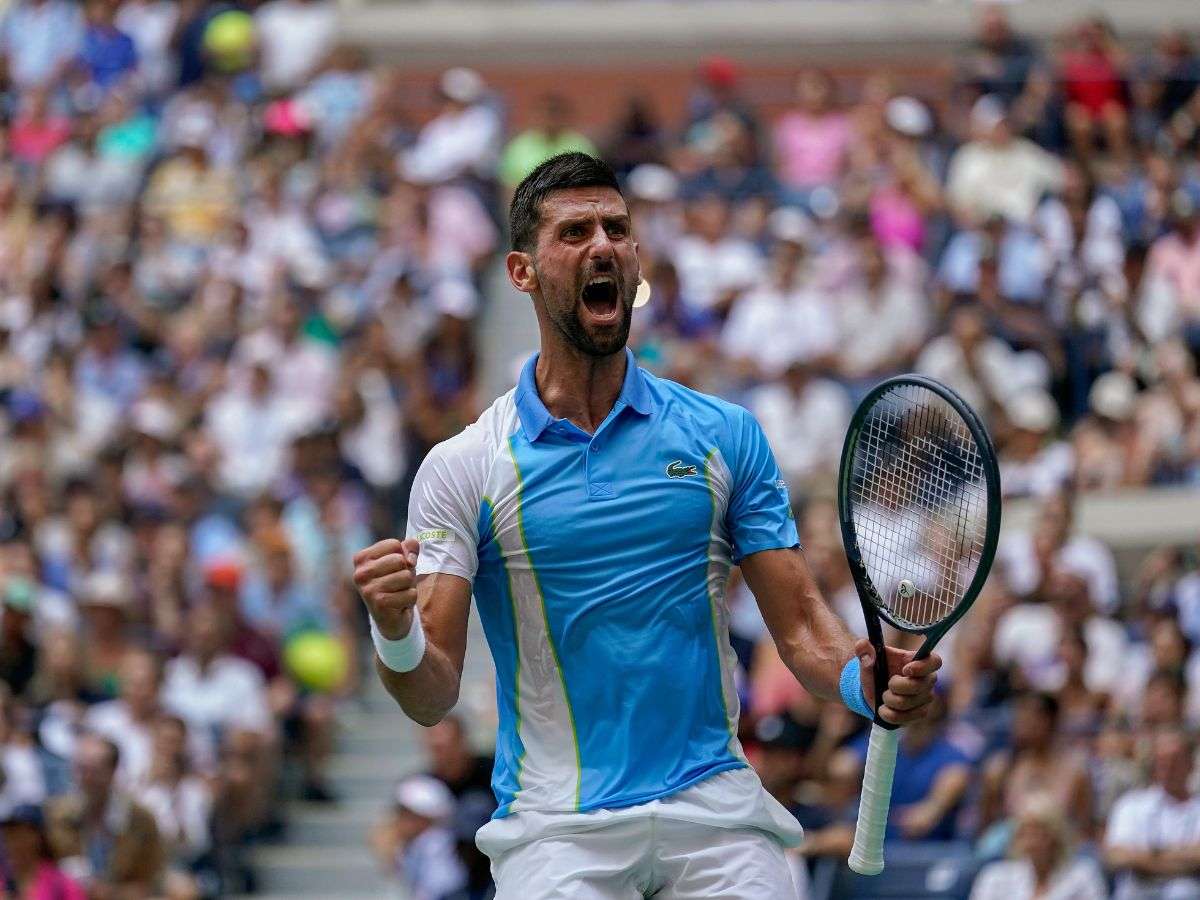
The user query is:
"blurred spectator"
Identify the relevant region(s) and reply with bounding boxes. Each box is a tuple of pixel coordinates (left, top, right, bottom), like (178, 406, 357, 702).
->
(843, 695, 971, 841)
(963, 6, 1038, 103)
(422, 714, 494, 806)
(970, 793, 1107, 899)
(254, 0, 337, 94)
(946, 95, 1063, 226)
(1059, 17, 1131, 160)
(440, 792, 497, 900)
(46, 732, 163, 897)
(1104, 729, 1200, 899)
(0, 804, 87, 900)
(370, 775, 465, 900)
(0, 0, 84, 91)
(499, 94, 598, 191)
(402, 68, 502, 187)
(773, 69, 852, 206)
(979, 693, 1093, 843)
(76, 0, 139, 100)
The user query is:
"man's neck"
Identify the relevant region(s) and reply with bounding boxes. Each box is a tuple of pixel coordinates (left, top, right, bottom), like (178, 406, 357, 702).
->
(534, 343, 626, 435)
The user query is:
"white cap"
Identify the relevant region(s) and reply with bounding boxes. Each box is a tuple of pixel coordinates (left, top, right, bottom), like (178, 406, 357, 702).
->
(440, 67, 484, 104)
(1005, 390, 1058, 433)
(885, 96, 932, 138)
(971, 94, 1006, 132)
(394, 776, 454, 821)
(767, 207, 815, 246)
(130, 398, 180, 441)
(627, 164, 679, 203)
(431, 278, 479, 320)
(80, 570, 130, 610)
(1089, 371, 1137, 422)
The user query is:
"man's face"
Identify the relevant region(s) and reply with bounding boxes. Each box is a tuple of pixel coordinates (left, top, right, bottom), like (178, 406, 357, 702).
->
(75, 736, 116, 800)
(526, 187, 639, 358)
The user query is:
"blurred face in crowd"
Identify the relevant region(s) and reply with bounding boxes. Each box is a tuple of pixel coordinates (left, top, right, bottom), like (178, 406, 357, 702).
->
(796, 70, 834, 114)
(1151, 618, 1189, 670)
(152, 716, 188, 779)
(524, 186, 639, 358)
(1012, 813, 1063, 876)
(119, 650, 160, 719)
(187, 604, 225, 662)
(1143, 673, 1185, 728)
(0, 821, 41, 869)
(1152, 731, 1193, 798)
(75, 734, 118, 804)
(1012, 694, 1056, 752)
(690, 195, 729, 243)
(979, 7, 1011, 50)
(423, 716, 472, 778)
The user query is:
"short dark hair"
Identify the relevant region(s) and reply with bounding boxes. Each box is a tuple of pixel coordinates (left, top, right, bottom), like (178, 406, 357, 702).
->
(509, 152, 621, 253)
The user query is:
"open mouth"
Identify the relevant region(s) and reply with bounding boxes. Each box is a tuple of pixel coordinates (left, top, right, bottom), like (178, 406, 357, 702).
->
(581, 276, 621, 323)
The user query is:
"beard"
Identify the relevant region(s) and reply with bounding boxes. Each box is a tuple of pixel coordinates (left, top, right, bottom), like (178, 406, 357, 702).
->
(541, 265, 636, 358)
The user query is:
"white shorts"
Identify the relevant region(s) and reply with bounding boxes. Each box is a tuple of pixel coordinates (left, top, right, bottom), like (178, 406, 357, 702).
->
(477, 768, 805, 899)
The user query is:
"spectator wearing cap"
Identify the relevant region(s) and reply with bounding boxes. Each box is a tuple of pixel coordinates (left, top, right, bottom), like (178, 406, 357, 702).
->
(370, 775, 466, 900)
(499, 94, 599, 192)
(686, 55, 761, 152)
(76, 571, 136, 701)
(970, 793, 1107, 900)
(720, 208, 835, 382)
(203, 559, 281, 683)
(624, 163, 683, 259)
(1104, 729, 1200, 899)
(978, 693, 1093, 847)
(946, 95, 1064, 226)
(999, 390, 1073, 499)
(402, 68, 502, 188)
(0, 804, 86, 900)
(833, 224, 929, 387)
(843, 694, 971, 841)
(46, 732, 163, 897)
(1072, 371, 1164, 491)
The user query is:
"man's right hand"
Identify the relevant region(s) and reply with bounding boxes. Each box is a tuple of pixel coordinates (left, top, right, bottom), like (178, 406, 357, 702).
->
(353, 538, 421, 639)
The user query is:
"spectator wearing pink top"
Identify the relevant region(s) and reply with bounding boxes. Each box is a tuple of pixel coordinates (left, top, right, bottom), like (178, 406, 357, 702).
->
(773, 69, 852, 208)
(0, 805, 86, 900)
(1141, 189, 1200, 350)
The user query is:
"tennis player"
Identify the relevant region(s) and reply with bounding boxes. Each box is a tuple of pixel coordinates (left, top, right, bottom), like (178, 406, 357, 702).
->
(352, 152, 940, 897)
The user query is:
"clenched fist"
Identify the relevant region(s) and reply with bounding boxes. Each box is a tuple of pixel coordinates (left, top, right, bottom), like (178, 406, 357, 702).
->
(352, 538, 421, 639)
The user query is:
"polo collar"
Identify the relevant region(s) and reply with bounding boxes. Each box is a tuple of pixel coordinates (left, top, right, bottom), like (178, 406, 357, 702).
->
(515, 348, 653, 442)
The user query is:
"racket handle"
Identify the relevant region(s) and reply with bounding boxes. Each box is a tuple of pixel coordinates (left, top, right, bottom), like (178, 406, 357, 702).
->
(848, 724, 900, 876)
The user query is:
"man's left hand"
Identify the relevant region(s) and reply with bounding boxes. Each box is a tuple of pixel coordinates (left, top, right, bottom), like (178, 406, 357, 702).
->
(855, 638, 941, 726)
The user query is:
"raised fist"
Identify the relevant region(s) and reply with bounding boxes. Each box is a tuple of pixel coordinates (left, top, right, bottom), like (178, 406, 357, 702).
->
(352, 538, 421, 639)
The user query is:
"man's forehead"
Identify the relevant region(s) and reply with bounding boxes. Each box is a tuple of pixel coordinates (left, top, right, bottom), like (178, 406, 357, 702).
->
(540, 186, 628, 220)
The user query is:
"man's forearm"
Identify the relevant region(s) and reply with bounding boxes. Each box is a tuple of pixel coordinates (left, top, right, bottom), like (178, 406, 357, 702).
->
(773, 586, 859, 703)
(376, 642, 462, 727)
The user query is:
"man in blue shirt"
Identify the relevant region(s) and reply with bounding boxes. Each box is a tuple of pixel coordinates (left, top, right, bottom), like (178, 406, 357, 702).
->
(353, 152, 940, 897)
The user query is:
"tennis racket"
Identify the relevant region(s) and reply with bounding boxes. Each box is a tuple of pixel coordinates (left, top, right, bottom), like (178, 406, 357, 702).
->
(839, 374, 1001, 876)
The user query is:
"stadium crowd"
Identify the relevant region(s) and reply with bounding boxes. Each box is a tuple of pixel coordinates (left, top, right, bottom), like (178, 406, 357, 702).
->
(0, 0, 1198, 896)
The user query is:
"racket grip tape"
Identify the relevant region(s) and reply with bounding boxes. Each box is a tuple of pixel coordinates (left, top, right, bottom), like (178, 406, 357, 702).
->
(847, 724, 900, 876)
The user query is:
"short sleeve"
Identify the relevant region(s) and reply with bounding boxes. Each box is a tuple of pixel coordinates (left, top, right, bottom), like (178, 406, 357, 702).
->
(1105, 791, 1148, 849)
(405, 439, 483, 581)
(726, 407, 800, 563)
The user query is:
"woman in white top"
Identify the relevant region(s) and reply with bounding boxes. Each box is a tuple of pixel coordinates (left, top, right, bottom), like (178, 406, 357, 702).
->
(971, 793, 1108, 900)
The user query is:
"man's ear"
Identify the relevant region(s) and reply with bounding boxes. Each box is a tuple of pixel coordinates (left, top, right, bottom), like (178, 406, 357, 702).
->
(506, 250, 538, 295)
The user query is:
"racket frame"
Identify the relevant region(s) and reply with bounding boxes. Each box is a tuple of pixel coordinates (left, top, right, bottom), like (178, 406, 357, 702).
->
(837, 374, 1001, 875)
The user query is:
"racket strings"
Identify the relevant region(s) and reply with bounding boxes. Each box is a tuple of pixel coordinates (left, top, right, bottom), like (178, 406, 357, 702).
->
(849, 383, 988, 629)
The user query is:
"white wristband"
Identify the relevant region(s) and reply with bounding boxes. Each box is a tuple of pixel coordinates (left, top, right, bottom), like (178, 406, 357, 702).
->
(370, 610, 426, 673)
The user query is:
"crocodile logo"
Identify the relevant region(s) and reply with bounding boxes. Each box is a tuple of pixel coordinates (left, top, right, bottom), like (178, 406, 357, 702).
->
(666, 460, 698, 478)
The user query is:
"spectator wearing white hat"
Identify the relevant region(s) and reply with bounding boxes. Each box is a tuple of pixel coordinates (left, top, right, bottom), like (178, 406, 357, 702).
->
(671, 192, 763, 316)
(999, 390, 1074, 499)
(371, 775, 466, 900)
(76, 570, 137, 702)
(946, 95, 1064, 226)
(402, 68, 502, 187)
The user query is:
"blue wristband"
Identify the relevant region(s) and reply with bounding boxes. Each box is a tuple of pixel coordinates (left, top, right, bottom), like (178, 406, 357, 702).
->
(839, 657, 875, 720)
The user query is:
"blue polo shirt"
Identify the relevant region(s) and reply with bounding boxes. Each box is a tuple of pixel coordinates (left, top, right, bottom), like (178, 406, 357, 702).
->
(406, 349, 799, 817)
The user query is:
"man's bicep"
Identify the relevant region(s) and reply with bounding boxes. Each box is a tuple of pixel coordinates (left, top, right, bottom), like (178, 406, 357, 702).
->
(726, 409, 799, 562)
(416, 571, 473, 675)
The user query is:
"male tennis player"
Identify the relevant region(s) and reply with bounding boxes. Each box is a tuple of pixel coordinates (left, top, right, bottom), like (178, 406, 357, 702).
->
(352, 152, 940, 897)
